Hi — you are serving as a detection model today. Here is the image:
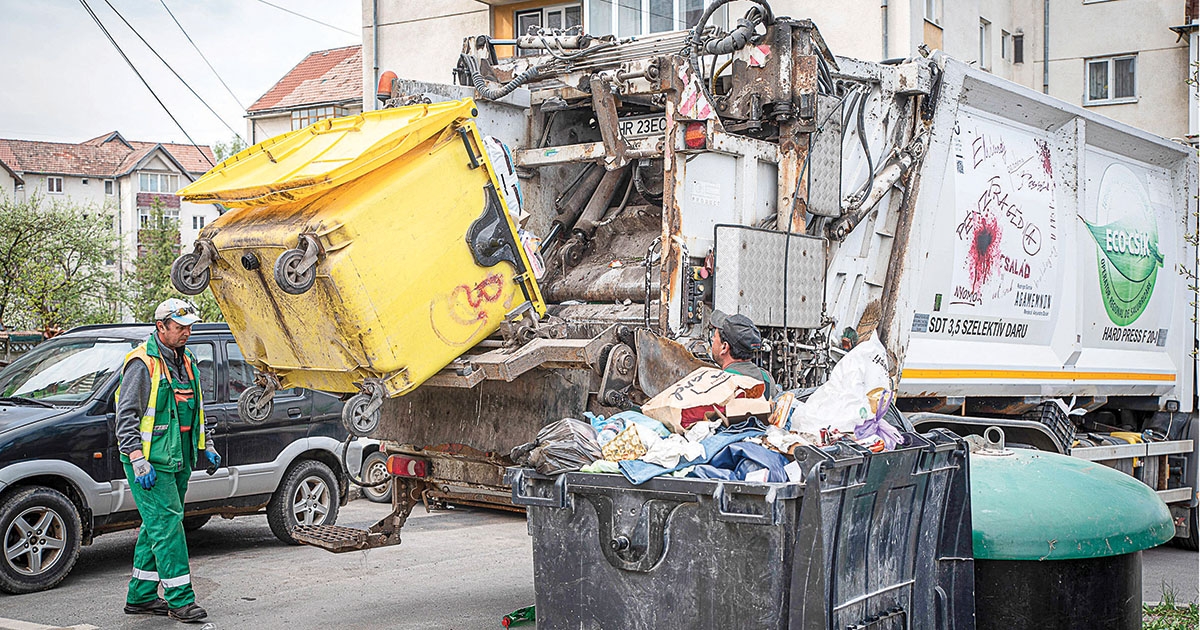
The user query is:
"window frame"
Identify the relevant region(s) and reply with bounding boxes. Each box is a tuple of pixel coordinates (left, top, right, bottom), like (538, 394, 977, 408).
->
(515, 3, 584, 56)
(104, 179, 115, 195)
(979, 19, 991, 71)
(924, 0, 942, 26)
(290, 106, 349, 131)
(1084, 54, 1138, 106)
(138, 172, 179, 194)
(584, 0, 710, 37)
(1000, 30, 1010, 61)
(47, 176, 63, 194)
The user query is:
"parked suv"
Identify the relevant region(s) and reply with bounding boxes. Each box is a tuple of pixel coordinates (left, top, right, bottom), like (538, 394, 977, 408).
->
(0, 323, 362, 594)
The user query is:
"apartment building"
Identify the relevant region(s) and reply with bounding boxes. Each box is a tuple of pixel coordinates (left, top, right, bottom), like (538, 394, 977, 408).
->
(246, 45, 364, 143)
(360, 0, 1197, 141)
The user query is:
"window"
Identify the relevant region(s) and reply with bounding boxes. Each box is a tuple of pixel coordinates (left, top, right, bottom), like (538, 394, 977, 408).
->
(925, 0, 941, 25)
(586, 0, 707, 37)
(1001, 30, 1009, 61)
(81, 178, 89, 186)
(1086, 55, 1137, 104)
(139, 172, 179, 193)
(192, 215, 206, 230)
(104, 179, 114, 195)
(515, 4, 583, 56)
(47, 176, 63, 194)
(979, 19, 991, 70)
(139, 206, 180, 228)
(1013, 33, 1024, 64)
(189, 342, 216, 403)
(290, 106, 348, 131)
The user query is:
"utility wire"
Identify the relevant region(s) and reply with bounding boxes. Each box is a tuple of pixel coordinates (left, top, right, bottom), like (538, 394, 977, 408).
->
(77, 0, 215, 168)
(251, 0, 358, 37)
(159, 0, 245, 110)
(101, 0, 245, 145)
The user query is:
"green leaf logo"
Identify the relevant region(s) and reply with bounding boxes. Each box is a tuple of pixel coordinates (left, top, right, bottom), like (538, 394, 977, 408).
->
(1082, 164, 1162, 326)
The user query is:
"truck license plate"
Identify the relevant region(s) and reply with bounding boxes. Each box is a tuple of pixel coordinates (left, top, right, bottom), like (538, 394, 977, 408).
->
(618, 114, 667, 139)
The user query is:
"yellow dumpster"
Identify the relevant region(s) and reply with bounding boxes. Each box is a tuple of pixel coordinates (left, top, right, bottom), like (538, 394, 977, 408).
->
(174, 99, 545, 430)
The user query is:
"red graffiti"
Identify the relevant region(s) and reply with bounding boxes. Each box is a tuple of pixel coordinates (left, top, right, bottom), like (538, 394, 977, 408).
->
(454, 275, 504, 309)
(1036, 139, 1053, 177)
(968, 212, 1002, 292)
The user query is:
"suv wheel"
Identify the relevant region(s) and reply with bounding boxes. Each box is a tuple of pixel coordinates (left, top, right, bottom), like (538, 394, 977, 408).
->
(0, 487, 83, 594)
(267, 460, 340, 545)
(360, 451, 392, 504)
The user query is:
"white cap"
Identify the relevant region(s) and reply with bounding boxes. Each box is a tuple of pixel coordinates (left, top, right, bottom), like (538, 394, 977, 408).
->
(154, 298, 201, 326)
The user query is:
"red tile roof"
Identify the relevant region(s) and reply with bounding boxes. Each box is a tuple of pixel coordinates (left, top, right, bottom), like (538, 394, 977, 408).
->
(0, 133, 215, 178)
(247, 45, 362, 114)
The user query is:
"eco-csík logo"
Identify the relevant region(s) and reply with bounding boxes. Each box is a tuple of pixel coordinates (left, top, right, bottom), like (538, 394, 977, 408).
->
(1081, 164, 1164, 326)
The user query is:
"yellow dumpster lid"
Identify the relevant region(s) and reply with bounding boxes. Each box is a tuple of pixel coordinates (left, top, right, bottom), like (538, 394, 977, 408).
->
(179, 99, 479, 207)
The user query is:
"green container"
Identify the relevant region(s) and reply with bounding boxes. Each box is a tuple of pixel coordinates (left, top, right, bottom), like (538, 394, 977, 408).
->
(970, 444, 1174, 561)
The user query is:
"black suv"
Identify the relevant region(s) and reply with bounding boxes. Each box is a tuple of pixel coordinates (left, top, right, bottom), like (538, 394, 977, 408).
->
(0, 323, 357, 594)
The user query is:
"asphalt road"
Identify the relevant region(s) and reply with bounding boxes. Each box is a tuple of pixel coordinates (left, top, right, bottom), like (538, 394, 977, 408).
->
(1, 499, 1196, 629)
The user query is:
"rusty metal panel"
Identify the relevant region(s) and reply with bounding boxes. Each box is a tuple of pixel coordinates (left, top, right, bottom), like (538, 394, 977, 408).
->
(374, 368, 591, 453)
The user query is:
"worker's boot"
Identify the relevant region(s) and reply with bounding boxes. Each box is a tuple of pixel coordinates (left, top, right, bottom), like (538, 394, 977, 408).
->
(124, 598, 169, 616)
(168, 603, 208, 623)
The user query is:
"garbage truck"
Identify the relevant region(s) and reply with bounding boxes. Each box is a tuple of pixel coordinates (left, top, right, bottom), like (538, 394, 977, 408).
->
(174, 0, 1197, 552)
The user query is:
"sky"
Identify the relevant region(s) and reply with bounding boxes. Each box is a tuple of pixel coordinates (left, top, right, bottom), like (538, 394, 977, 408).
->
(0, 0, 362, 148)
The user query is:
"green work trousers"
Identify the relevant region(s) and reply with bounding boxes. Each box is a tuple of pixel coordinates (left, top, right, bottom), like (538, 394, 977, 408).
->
(123, 439, 195, 608)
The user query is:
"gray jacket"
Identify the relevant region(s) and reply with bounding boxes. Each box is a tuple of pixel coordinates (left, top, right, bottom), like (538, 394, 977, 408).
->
(114, 332, 192, 458)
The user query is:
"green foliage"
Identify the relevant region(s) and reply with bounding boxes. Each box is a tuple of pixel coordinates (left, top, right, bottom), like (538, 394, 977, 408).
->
(126, 200, 224, 323)
(1143, 584, 1198, 630)
(213, 135, 248, 163)
(0, 194, 123, 331)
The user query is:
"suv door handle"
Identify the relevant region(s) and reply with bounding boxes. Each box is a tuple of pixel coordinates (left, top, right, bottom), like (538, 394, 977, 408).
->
(287, 407, 302, 419)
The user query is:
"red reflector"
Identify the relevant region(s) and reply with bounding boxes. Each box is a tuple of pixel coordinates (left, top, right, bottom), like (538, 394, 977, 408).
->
(376, 70, 398, 102)
(386, 455, 429, 478)
(684, 121, 706, 149)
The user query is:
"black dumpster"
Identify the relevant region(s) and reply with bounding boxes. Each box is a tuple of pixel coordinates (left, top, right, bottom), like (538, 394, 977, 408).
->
(506, 429, 974, 630)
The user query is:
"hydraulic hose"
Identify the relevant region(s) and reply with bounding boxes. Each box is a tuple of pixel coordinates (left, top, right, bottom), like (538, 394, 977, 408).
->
(460, 54, 541, 101)
(340, 435, 390, 489)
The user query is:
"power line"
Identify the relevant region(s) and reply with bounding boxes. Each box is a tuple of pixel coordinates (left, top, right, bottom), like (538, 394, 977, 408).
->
(100, 0, 246, 145)
(251, 0, 358, 37)
(159, 0, 245, 110)
(77, 0, 215, 168)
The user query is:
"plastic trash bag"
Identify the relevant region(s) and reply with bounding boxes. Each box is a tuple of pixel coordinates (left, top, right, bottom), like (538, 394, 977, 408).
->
(642, 367, 767, 434)
(511, 418, 603, 475)
(790, 334, 894, 435)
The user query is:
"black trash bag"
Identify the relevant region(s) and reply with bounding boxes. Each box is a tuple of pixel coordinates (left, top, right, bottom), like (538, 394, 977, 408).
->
(511, 418, 603, 475)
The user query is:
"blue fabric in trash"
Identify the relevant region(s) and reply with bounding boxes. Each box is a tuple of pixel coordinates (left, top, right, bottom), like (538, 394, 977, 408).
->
(618, 422, 767, 485)
(688, 442, 790, 482)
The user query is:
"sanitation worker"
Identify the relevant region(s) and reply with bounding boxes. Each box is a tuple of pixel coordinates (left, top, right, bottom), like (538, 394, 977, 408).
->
(709, 310, 778, 398)
(115, 298, 218, 623)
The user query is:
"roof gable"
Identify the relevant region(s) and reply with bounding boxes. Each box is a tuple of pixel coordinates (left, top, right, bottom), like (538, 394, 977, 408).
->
(0, 135, 214, 178)
(247, 45, 362, 114)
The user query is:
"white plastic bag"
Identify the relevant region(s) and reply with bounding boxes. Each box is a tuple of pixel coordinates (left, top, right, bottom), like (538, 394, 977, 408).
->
(791, 335, 893, 434)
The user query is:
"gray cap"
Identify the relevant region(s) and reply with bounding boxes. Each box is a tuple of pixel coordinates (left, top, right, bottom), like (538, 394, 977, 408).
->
(711, 310, 763, 359)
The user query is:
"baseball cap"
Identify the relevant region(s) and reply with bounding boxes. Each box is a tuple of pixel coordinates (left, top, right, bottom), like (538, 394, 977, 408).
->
(154, 298, 201, 326)
(710, 310, 763, 358)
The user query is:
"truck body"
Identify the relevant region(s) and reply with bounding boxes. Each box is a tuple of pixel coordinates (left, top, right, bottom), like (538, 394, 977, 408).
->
(178, 5, 1197, 551)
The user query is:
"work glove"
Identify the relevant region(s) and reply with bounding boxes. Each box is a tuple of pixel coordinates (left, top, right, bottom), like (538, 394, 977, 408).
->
(131, 456, 157, 489)
(204, 447, 221, 476)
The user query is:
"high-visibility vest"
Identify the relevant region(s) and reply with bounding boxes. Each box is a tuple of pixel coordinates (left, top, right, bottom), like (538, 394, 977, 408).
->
(116, 338, 206, 465)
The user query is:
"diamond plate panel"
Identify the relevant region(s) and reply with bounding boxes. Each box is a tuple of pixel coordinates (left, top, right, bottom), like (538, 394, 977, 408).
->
(713, 225, 826, 328)
(807, 94, 843, 217)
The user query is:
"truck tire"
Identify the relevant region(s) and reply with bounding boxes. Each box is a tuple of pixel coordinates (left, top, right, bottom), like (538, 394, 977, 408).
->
(360, 451, 392, 504)
(0, 486, 83, 594)
(267, 460, 340, 545)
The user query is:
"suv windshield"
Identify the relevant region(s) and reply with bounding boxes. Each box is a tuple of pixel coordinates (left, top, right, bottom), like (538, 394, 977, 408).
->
(0, 337, 137, 405)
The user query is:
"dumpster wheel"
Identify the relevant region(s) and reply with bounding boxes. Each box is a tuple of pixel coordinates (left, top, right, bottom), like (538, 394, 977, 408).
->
(342, 390, 382, 438)
(238, 385, 274, 424)
(274, 235, 321, 295)
(170, 251, 210, 296)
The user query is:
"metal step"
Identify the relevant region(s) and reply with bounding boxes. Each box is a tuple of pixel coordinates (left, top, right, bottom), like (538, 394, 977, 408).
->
(292, 524, 400, 554)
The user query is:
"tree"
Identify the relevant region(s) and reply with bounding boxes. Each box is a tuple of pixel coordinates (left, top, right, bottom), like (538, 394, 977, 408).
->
(127, 199, 224, 323)
(213, 135, 248, 162)
(0, 194, 123, 332)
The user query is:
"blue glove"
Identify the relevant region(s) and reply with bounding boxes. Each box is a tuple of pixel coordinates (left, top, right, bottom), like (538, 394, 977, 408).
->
(204, 448, 221, 475)
(131, 456, 156, 489)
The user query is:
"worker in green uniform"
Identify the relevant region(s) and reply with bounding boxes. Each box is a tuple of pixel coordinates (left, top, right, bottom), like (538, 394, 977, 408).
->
(709, 310, 778, 398)
(115, 298, 219, 623)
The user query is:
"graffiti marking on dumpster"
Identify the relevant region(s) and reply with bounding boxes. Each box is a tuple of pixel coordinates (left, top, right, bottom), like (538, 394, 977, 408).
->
(430, 274, 510, 347)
